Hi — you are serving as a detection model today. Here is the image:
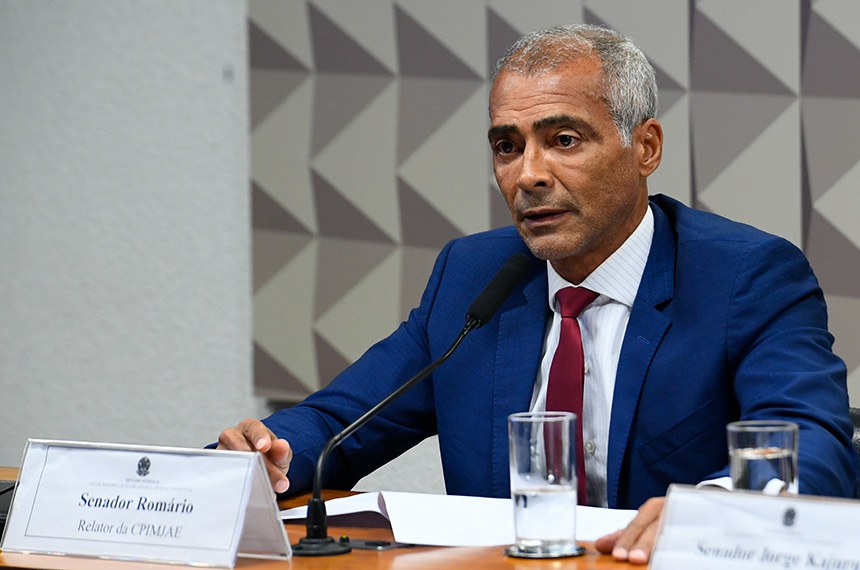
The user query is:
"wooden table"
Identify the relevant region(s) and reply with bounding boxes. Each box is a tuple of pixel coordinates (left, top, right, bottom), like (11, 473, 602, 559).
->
(0, 467, 638, 569)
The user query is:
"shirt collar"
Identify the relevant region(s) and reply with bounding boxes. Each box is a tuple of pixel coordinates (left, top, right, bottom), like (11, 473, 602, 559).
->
(546, 205, 654, 310)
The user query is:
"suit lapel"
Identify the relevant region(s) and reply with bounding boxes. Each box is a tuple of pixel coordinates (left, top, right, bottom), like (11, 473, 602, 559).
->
(606, 201, 675, 507)
(490, 264, 548, 497)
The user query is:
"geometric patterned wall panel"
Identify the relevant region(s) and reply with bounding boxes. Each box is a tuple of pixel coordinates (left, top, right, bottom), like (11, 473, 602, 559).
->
(249, 0, 860, 402)
(802, 0, 860, 391)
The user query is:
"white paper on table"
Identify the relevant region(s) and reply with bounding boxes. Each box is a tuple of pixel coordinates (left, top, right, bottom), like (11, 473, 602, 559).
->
(280, 491, 636, 547)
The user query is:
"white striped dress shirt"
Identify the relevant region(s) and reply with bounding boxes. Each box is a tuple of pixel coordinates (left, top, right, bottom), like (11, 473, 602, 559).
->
(530, 206, 654, 507)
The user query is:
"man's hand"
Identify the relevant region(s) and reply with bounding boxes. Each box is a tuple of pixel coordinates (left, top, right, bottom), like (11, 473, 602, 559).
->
(217, 419, 292, 494)
(594, 496, 665, 565)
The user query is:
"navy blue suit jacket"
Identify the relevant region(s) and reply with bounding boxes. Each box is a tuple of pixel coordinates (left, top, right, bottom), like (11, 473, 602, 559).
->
(264, 195, 857, 508)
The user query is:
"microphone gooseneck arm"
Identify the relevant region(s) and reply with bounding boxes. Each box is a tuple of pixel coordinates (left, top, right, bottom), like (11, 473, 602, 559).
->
(304, 315, 480, 543)
(293, 252, 531, 556)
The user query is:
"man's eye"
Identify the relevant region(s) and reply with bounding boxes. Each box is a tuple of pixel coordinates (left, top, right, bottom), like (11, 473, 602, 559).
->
(495, 140, 516, 155)
(557, 134, 578, 147)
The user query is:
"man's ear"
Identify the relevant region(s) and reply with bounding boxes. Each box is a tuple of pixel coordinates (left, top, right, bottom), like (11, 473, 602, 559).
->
(636, 118, 663, 177)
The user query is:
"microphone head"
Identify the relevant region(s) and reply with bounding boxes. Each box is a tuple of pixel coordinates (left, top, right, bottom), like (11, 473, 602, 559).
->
(466, 252, 531, 328)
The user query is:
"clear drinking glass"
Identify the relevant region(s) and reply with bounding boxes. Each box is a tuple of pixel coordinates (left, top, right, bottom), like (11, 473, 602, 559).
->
(506, 411, 583, 558)
(727, 420, 799, 493)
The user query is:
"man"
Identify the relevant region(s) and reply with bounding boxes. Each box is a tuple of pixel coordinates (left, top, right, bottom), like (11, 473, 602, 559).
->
(218, 25, 857, 563)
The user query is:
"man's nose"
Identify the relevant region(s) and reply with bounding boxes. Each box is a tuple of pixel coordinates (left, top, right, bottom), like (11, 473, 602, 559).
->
(517, 145, 552, 190)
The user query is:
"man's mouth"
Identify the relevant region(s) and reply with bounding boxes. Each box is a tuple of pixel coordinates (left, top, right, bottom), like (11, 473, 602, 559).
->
(522, 208, 566, 222)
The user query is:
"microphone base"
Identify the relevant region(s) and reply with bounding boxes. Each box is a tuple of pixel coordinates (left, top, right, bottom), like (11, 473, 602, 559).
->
(291, 535, 352, 556)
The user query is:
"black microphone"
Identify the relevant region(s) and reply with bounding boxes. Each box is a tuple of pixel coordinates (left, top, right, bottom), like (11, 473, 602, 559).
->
(466, 252, 530, 327)
(292, 252, 532, 556)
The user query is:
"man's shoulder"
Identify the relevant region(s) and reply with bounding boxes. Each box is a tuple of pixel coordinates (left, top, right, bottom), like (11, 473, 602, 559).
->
(650, 193, 791, 248)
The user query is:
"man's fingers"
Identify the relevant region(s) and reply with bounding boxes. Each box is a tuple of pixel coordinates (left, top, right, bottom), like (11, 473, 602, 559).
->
(262, 437, 293, 494)
(217, 419, 292, 494)
(593, 529, 623, 554)
(216, 418, 268, 451)
(627, 519, 660, 565)
(595, 496, 665, 564)
(238, 418, 276, 452)
(265, 458, 290, 494)
(216, 425, 255, 451)
(268, 437, 293, 471)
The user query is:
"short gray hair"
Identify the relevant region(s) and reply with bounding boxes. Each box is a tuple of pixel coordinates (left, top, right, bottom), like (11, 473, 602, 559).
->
(493, 24, 658, 147)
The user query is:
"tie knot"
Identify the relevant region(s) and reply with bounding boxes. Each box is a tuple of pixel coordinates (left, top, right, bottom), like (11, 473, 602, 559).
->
(556, 287, 598, 319)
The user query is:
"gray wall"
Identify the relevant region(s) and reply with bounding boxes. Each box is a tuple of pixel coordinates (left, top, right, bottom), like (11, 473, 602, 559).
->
(0, 0, 259, 467)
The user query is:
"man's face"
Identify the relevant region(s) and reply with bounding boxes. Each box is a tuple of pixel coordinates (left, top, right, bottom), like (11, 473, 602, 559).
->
(488, 58, 656, 283)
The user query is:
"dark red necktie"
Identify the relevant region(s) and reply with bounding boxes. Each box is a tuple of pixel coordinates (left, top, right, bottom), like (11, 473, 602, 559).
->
(547, 286, 598, 505)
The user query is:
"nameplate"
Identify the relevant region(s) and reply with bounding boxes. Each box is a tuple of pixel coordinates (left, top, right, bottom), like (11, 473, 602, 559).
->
(651, 484, 860, 570)
(0, 439, 290, 567)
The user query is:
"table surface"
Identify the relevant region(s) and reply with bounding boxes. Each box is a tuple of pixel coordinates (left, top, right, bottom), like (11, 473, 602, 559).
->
(0, 467, 638, 569)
